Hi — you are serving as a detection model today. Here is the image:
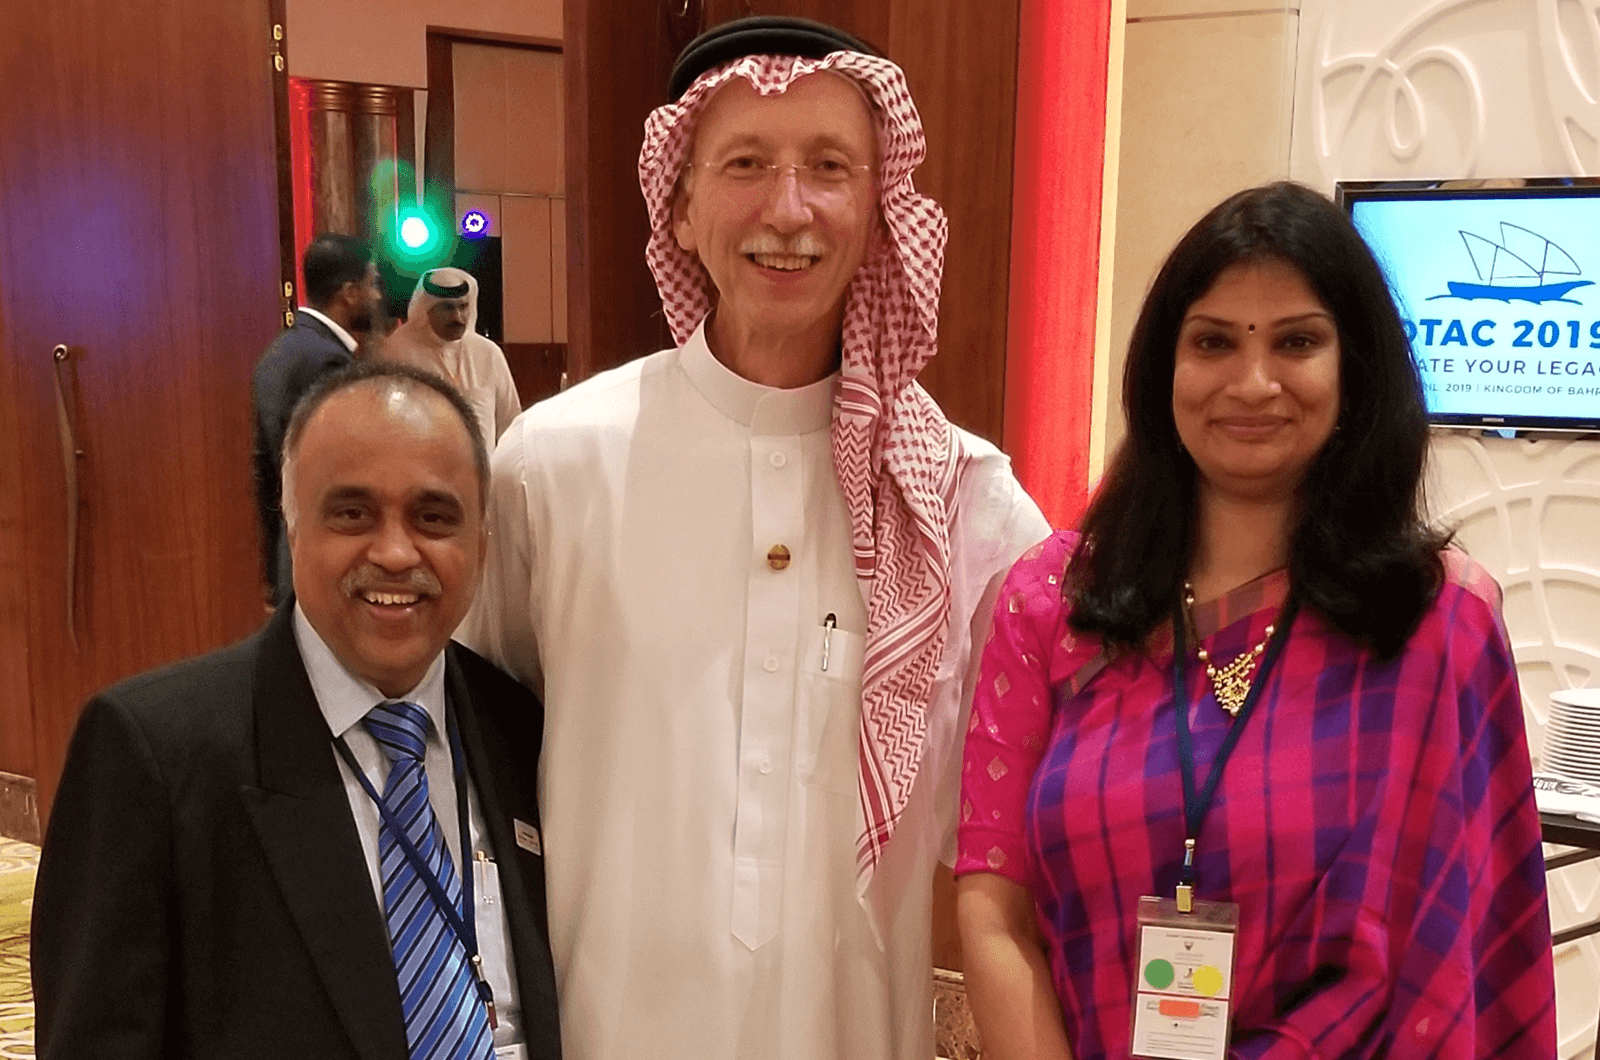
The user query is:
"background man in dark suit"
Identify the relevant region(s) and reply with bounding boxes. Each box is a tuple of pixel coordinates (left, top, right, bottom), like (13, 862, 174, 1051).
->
(33, 362, 561, 1060)
(252, 233, 384, 607)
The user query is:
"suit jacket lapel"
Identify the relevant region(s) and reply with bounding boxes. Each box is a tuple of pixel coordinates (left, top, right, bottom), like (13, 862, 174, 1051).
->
(446, 647, 561, 1054)
(240, 605, 408, 1060)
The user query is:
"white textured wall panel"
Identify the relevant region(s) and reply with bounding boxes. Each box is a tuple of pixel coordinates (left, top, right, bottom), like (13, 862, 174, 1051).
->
(1291, 0, 1600, 188)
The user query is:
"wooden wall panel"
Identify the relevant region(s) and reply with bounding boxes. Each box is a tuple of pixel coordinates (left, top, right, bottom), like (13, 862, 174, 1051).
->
(503, 194, 555, 343)
(505, 49, 565, 196)
(887, 0, 1019, 445)
(701, 0, 890, 44)
(502, 343, 567, 406)
(453, 42, 510, 192)
(0, 295, 33, 781)
(551, 196, 568, 343)
(0, 0, 281, 820)
(425, 32, 457, 189)
(562, 0, 679, 379)
(443, 38, 569, 404)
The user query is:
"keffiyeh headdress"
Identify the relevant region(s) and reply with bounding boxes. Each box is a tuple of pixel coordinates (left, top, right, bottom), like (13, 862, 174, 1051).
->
(639, 49, 970, 888)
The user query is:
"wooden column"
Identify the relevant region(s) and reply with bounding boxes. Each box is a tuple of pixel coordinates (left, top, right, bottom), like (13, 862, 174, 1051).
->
(308, 79, 357, 234)
(353, 85, 400, 238)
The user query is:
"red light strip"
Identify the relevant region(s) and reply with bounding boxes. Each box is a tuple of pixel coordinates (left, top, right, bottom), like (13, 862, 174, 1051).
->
(1004, 0, 1114, 529)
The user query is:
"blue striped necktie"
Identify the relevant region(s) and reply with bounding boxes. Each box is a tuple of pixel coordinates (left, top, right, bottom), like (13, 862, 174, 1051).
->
(363, 700, 494, 1060)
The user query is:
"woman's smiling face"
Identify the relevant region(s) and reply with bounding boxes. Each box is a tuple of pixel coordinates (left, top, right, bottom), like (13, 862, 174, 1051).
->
(1172, 257, 1342, 504)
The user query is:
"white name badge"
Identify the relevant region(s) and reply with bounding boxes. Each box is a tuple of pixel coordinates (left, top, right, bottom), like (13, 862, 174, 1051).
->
(1130, 895, 1239, 1060)
(513, 818, 541, 856)
(494, 1045, 527, 1060)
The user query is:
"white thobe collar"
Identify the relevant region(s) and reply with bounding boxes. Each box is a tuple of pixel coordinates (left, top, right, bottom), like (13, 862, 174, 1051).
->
(292, 603, 448, 745)
(680, 320, 836, 436)
(296, 305, 360, 354)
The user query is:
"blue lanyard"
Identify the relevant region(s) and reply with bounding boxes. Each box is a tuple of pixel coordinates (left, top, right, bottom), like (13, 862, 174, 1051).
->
(332, 701, 488, 998)
(1170, 593, 1299, 898)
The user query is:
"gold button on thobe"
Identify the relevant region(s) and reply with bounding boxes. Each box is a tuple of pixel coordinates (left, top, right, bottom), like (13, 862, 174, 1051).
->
(766, 545, 791, 571)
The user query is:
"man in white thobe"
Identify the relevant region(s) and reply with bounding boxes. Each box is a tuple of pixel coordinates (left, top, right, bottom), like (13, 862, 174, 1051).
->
(466, 16, 1050, 1060)
(384, 267, 521, 447)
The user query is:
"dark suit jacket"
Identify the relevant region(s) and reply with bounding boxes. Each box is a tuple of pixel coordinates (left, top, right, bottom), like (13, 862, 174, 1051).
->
(251, 313, 352, 605)
(31, 605, 561, 1060)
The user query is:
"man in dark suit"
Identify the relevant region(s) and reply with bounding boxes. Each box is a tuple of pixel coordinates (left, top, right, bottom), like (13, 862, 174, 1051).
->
(33, 362, 561, 1060)
(252, 232, 384, 607)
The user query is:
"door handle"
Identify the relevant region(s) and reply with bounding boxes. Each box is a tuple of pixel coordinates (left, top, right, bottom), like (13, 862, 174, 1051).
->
(51, 344, 83, 653)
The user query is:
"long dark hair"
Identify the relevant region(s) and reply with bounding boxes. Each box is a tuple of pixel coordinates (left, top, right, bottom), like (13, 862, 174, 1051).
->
(1068, 182, 1449, 659)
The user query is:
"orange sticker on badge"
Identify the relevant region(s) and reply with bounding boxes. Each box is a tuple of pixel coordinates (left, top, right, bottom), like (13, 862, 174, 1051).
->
(1159, 999, 1202, 1019)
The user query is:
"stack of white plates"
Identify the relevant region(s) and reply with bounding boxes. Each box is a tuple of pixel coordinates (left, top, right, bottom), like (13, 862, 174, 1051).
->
(1543, 688, 1600, 783)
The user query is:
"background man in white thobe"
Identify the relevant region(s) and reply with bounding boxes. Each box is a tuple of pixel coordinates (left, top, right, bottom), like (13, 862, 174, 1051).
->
(466, 16, 1050, 1060)
(384, 267, 522, 448)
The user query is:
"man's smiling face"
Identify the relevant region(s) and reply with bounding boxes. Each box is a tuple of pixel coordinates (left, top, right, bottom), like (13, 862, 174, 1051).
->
(672, 72, 878, 351)
(285, 380, 484, 697)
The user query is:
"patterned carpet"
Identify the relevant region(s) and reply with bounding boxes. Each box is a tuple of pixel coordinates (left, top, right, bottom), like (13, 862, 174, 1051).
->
(0, 840, 35, 1057)
(0, 834, 977, 1059)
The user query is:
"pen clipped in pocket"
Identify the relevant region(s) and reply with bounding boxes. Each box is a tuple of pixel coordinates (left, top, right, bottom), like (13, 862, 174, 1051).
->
(797, 617, 864, 794)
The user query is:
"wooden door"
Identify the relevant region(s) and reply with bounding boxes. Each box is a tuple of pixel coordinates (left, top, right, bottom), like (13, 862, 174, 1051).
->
(0, 0, 284, 822)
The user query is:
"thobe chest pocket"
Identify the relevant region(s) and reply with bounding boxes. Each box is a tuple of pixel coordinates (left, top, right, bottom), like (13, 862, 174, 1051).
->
(797, 621, 865, 794)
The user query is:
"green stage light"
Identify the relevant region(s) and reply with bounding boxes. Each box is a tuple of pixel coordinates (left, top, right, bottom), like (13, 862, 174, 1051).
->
(383, 199, 455, 278)
(399, 214, 432, 250)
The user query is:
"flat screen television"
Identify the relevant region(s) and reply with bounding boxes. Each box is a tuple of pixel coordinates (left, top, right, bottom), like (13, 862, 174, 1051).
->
(1337, 178, 1600, 432)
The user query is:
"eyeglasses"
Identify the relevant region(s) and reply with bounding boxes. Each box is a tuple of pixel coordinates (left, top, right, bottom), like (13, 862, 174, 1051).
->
(686, 157, 873, 194)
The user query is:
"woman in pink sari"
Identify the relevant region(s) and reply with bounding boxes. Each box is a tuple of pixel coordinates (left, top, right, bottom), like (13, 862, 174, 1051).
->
(956, 183, 1555, 1060)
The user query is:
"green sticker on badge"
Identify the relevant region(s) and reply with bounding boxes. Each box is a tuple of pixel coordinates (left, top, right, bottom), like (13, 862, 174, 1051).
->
(1143, 958, 1175, 990)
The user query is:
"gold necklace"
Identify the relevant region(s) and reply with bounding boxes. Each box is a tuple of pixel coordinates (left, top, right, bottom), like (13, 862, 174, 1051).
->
(1183, 583, 1274, 717)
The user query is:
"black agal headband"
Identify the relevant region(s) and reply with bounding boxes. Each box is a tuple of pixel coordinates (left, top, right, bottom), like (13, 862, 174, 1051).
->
(422, 271, 470, 299)
(666, 15, 883, 102)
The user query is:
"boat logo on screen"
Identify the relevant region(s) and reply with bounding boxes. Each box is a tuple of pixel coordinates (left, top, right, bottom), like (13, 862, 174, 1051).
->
(1427, 222, 1592, 306)
(1398, 215, 1600, 406)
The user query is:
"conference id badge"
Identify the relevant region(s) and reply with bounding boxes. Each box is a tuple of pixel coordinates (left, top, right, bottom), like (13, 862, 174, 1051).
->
(1130, 895, 1239, 1060)
(473, 851, 511, 983)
